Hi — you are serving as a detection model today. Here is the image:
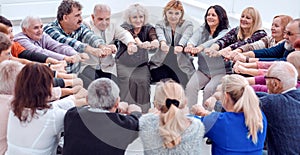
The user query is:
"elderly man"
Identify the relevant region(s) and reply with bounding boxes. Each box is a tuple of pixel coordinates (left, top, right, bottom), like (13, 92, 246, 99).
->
(63, 78, 142, 155)
(231, 18, 300, 62)
(44, 0, 113, 75)
(82, 4, 137, 83)
(14, 16, 88, 73)
(260, 61, 300, 154)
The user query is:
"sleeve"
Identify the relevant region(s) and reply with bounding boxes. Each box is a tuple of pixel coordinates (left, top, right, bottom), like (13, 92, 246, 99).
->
(201, 112, 221, 137)
(53, 107, 67, 134)
(229, 29, 267, 50)
(80, 25, 105, 48)
(14, 34, 66, 60)
(44, 22, 87, 53)
(188, 27, 202, 46)
(44, 34, 78, 56)
(114, 25, 135, 45)
(51, 97, 75, 110)
(18, 50, 48, 62)
(254, 42, 285, 60)
(239, 36, 271, 52)
(155, 21, 167, 42)
(215, 27, 239, 49)
(178, 20, 193, 46)
(201, 29, 229, 48)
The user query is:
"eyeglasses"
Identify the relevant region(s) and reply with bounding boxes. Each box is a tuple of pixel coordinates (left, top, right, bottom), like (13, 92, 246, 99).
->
(264, 76, 281, 81)
(283, 31, 300, 36)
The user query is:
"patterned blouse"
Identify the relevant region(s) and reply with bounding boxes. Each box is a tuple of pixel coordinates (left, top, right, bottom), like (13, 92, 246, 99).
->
(215, 26, 267, 50)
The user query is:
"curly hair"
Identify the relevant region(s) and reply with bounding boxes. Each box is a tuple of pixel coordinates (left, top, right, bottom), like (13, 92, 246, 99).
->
(57, 0, 82, 21)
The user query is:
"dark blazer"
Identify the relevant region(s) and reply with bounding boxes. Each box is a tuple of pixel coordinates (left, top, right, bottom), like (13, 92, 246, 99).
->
(63, 106, 141, 155)
(259, 89, 300, 154)
(254, 41, 295, 61)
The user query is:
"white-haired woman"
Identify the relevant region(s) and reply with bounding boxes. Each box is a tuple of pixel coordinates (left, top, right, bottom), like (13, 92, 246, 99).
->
(117, 3, 159, 113)
(192, 74, 267, 154)
(139, 79, 204, 154)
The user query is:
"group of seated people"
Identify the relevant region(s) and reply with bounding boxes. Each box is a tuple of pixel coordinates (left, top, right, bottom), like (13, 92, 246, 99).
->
(0, 0, 300, 154)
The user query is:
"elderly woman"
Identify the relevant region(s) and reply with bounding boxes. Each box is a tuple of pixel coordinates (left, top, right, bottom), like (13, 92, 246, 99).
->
(139, 79, 204, 154)
(5, 63, 75, 155)
(184, 5, 230, 108)
(205, 7, 267, 57)
(0, 60, 23, 155)
(150, 0, 195, 88)
(117, 3, 159, 113)
(192, 74, 267, 154)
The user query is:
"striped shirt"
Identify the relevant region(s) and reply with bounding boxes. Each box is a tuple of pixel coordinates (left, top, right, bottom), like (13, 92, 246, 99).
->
(44, 20, 105, 53)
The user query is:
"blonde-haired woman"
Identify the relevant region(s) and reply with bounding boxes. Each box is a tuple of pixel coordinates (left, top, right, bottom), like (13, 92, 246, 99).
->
(192, 74, 267, 154)
(139, 79, 204, 154)
(205, 7, 267, 57)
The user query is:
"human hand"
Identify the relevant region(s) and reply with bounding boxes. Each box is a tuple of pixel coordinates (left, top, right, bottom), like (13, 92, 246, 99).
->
(191, 45, 204, 56)
(203, 96, 217, 111)
(184, 44, 193, 53)
(191, 104, 209, 116)
(50, 62, 67, 73)
(160, 42, 170, 53)
(118, 102, 129, 114)
(127, 43, 138, 55)
(232, 53, 247, 62)
(127, 104, 142, 113)
(204, 48, 221, 57)
(174, 46, 184, 54)
(150, 39, 159, 49)
(78, 53, 89, 61)
(107, 44, 117, 54)
(45, 57, 59, 64)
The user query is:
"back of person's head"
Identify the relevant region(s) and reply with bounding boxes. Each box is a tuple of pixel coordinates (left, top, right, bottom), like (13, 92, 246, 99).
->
(57, 0, 82, 21)
(0, 16, 13, 27)
(221, 74, 263, 144)
(20, 16, 42, 29)
(93, 4, 111, 14)
(163, 0, 184, 25)
(123, 3, 149, 25)
(287, 51, 300, 79)
(153, 79, 188, 148)
(0, 60, 24, 95)
(0, 32, 11, 54)
(204, 5, 229, 38)
(87, 78, 120, 110)
(11, 63, 53, 123)
(294, 39, 300, 50)
(268, 61, 298, 91)
(238, 7, 262, 40)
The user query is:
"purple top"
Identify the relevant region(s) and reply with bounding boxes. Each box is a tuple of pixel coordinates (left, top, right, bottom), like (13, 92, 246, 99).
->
(14, 32, 78, 60)
(253, 75, 300, 92)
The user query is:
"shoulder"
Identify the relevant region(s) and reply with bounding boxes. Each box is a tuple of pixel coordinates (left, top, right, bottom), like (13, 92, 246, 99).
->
(139, 113, 159, 130)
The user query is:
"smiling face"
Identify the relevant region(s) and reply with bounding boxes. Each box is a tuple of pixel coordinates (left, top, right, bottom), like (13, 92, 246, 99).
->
(271, 17, 285, 41)
(206, 8, 220, 29)
(129, 13, 145, 29)
(165, 8, 182, 26)
(240, 12, 254, 30)
(23, 18, 43, 41)
(92, 10, 111, 31)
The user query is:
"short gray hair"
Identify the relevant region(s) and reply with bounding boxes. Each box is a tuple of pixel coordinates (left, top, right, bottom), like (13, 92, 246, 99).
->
(123, 3, 149, 25)
(87, 78, 120, 110)
(20, 16, 42, 29)
(93, 4, 111, 14)
(0, 60, 24, 94)
(268, 61, 298, 90)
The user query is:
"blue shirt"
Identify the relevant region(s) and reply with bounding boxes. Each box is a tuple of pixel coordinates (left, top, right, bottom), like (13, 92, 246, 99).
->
(195, 112, 267, 155)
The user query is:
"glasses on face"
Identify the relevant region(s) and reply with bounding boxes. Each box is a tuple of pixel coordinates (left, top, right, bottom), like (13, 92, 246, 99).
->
(264, 76, 281, 81)
(283, 31, 300, 36)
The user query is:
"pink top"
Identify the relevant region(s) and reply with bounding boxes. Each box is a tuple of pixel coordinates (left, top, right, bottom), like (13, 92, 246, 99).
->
(0, 94, 13, 155)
